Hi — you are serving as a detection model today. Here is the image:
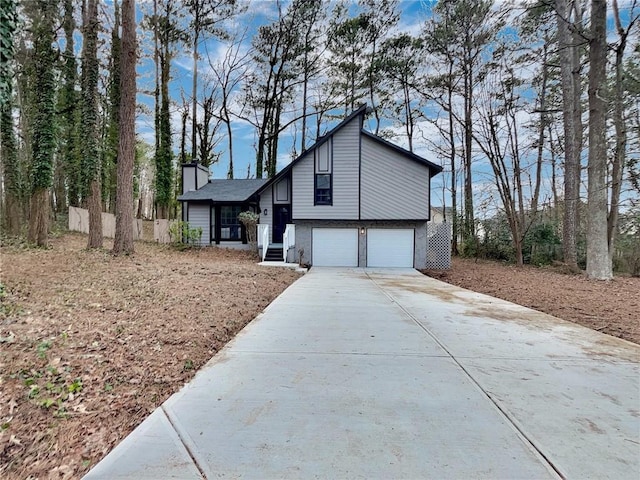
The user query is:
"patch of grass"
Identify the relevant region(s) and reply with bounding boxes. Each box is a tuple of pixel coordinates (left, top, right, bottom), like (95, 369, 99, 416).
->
(68, 378, 83, 394)
(183, 359, 194, 371)
(36, 340, 52, 359)
(18, 362, 81, 418)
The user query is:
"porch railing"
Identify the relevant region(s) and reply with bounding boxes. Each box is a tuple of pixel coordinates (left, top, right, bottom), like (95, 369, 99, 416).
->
(259, 224, 269, 261)
(282, 224, 295, 262)
(257, 224, 269, 248)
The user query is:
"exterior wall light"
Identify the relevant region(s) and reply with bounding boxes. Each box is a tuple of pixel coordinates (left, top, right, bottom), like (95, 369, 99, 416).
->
(360, 227, 365, 235)
(263, 209, 268, 215)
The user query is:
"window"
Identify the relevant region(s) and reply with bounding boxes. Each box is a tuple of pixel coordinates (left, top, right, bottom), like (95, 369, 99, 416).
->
(315, 174, 332, 205)
(220, 205, 242, 240)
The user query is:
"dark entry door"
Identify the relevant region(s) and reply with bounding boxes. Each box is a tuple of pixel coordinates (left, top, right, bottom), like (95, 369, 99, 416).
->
(273, 204, 291, 243)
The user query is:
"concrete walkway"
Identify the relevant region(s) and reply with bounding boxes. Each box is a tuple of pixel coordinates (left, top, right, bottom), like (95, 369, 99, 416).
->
(85, 268, 640, 479)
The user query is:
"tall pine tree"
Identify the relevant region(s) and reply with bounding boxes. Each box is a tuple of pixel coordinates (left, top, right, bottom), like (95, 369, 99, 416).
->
(81, 0, 103, 248)
(0, 0, 21, 234)
(26, 0, 58, 246)
(113, 0, 137, 255)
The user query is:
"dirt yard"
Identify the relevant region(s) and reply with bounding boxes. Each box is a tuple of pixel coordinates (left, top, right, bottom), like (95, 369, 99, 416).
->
(424, 257, 640, 345)
(0, 233, 301, 479)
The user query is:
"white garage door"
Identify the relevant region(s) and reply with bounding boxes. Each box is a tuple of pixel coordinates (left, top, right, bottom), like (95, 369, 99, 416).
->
(367, 229, 414, 268)
(188, 203, 210, 245)
(312, 228, 359, 266)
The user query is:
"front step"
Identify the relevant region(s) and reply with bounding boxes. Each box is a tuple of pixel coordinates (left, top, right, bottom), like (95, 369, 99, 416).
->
(264, 247, 284, 262)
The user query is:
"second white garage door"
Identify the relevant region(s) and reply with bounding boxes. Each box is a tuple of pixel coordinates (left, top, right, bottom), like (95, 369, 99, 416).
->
(367, 229, 414, 268)
(312, 228, 359, 266)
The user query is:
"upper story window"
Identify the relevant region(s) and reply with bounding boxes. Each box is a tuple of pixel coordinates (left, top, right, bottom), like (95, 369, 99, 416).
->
(315, 137, 332, 206)
(315, 173, 332, 205)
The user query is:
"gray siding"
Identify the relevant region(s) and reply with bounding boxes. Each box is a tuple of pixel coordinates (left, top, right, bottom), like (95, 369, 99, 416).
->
(196, 164, 209, 189)
(188, 203, 210, 245)
(360, 136, 430, 220)
(292, 119, 360, 220)
(259, 188, 273, 243)
(182, 166, 196, 193)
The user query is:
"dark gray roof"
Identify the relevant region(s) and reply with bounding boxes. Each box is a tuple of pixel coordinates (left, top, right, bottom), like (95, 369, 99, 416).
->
(178, 179, 268, 202)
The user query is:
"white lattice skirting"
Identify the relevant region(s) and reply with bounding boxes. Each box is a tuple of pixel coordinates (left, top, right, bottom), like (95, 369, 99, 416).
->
(426, 223, 452, 270)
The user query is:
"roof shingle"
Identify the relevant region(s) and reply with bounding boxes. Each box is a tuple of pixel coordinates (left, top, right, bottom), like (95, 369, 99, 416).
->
(177, 179, 268, 202)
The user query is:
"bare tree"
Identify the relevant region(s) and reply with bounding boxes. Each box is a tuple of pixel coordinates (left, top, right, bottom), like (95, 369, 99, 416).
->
(197, 85, 222, 167)
(206, 28, 251, 178)
(186, 0, 239, 162)
(473, 58, 542, 266)
(608, 0, 639, 257)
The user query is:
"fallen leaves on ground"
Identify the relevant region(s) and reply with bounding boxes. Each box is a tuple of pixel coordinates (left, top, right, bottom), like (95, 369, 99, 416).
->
(0, 232, 301, 479)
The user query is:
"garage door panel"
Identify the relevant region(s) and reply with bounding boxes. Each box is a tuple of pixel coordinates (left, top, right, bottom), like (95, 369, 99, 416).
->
(367, 229, 414, 268)
(312, 228, 358, 267)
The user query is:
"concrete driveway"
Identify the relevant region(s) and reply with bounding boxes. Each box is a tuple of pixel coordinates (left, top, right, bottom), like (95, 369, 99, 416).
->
(85, 268, 640, 479)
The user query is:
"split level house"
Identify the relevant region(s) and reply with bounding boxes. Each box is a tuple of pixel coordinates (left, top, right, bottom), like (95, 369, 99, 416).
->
(178, 104, 443, 268)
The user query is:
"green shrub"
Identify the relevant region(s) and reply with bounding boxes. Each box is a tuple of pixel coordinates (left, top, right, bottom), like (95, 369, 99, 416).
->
(525, 222, 562, 266)
(168, 221, 203, 248)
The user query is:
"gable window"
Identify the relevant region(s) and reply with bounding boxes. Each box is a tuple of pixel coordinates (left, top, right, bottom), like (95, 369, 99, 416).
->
(315, 173, 332, 205)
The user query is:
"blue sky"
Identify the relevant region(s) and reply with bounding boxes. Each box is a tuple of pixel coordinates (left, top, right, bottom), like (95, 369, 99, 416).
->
(134, 0, 434, 176)
(126, 0, 639, 215)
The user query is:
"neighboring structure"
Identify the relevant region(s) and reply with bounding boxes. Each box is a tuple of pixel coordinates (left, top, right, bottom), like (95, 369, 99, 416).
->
(429, 206, 454, 225)
(178, 104, 443, 268)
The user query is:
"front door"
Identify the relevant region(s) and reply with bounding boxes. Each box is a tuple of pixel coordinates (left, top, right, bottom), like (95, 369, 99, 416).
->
(273, 204, 291, 243)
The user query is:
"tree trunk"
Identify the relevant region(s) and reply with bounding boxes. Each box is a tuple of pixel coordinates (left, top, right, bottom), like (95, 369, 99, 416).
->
(82, 0, 103, 249)
(226, 118, 234, 178)
(156, 37, 173, 218)
(548, 123, 560, 225)
(608, 0, 629, 258)
(555, 0, 580, 270)
(1, 97, 22, 235)
(113, 0, 136, 255)
(26, 1, 57, 247)
(586, 0, 612, 280)
(28, 189, 49, 246)
(153, 0, 160, 155)
(86, 179, 103, 247)
(180, 100, 188, 163)
(191, 30, 199, 162)
(448, 81, 458, 256)
(463, 46, 475, 244)
(532, 39, 550, 215)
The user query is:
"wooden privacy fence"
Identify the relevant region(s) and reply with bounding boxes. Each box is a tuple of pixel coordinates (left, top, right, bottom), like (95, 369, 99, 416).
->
(153, 219, 176, 244)
(68, 206, 142, 240)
